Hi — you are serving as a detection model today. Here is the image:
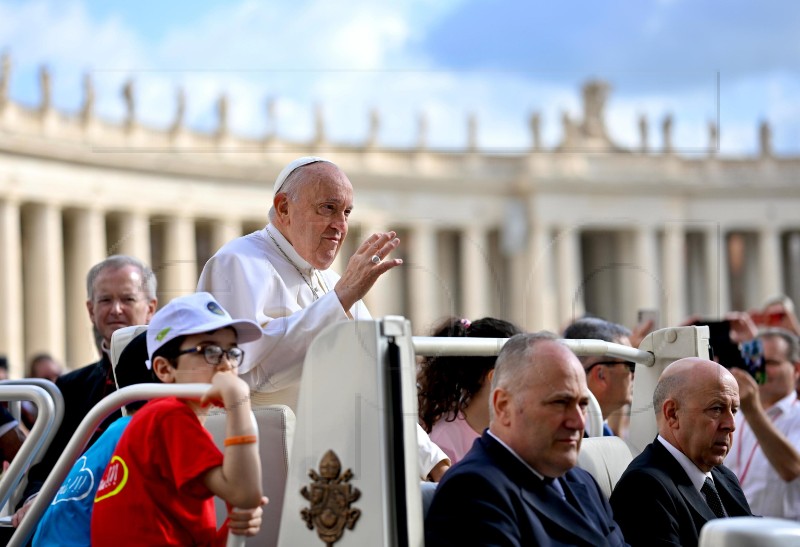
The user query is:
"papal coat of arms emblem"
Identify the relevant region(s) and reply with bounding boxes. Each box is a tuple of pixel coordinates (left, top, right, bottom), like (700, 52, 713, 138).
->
(300, 450, 361, 546)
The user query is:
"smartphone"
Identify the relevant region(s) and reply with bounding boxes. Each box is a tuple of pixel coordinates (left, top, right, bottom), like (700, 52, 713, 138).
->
(751, 310, 786, 327)
(692, 320, 766, 384)
(637, 309, 659, 330)
(740, 339, 766, 385)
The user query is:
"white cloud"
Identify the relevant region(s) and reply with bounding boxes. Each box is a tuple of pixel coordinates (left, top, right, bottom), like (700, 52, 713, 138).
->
(0, 0, 790, 155)
(0, 0, 147, 114)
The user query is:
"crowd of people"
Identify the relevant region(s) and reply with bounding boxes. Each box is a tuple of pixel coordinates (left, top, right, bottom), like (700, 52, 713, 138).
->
(0, 155, 799, 545)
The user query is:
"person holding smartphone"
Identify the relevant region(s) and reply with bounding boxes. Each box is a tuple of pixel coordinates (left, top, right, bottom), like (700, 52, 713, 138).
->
(725, 328, 800, 519)
(753, 295, 800, 336)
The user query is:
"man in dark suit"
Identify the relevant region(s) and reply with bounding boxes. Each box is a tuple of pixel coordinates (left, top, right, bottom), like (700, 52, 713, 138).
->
(425, 332, 627, 546)
(11, 255, 157, 527)
(610, 358, 752, 547)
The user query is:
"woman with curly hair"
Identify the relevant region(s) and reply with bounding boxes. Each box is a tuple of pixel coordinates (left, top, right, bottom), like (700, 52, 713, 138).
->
(418, 316, 521, 464)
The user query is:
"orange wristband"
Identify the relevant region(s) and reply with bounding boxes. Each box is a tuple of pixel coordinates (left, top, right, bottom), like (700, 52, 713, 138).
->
(224, 435, 257, 447)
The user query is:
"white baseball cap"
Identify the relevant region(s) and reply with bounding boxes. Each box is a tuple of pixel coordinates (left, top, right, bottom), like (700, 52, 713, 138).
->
(272, 156, 329, 196)
(145, 292, 261, 369)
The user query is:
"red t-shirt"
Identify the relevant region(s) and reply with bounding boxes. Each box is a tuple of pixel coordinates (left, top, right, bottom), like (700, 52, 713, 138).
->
(91, 397, 225, 546)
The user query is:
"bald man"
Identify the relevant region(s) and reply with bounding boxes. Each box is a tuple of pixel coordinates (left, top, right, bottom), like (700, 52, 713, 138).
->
(426, 332, 626, 546)
(610, 359, 752, 547)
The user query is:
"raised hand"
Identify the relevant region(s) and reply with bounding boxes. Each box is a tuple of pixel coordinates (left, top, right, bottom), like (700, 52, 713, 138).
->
(724, 311, 758, 343)
(335, 231, 403, 310)
(201, 371, 251, 411)
(729, 367, 760, 414)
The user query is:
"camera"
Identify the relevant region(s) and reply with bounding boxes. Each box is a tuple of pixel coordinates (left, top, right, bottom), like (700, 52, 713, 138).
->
(692, 320, 766, 384)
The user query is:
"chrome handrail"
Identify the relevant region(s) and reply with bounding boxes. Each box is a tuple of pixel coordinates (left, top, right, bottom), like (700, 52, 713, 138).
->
(412, 337, 655, 367)
(0, 379, 65, 512)
(10, 384, 210, 547)
(0, 386, 56, 511)
(0, 379, 65, 466)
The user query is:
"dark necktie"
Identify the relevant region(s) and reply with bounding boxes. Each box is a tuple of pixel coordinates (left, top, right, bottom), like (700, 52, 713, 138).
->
(701, 477, 727, 518)
(541, 477, 564, 499)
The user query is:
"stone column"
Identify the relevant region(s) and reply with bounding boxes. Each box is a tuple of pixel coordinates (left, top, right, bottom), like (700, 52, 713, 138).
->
(555, 225, 584, 327)
(508, 246, 527, 329)
(330, 227, 348, 275)
(408, 223, 437, 334)
(210, 217, 242, 257)
(361, 220, 396, 319)
(160, 215, 197, 302)
(23, 203, 65, 363)
(758, 225, 782, 303)
(115, 211, 151, 264)
(519, 221, 555, 330)
(0, 200, 24, 376)
(65, 208, 107, 367)
(663, 222, 686, 326)
(705, 225, 730, 317)
(634, 225, 660, 310)
(460, 225, 490, 320)
(788, 233, 800, 305)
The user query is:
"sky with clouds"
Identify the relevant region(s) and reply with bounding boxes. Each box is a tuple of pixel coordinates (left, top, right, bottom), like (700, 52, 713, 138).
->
(1, 0, 797, 154)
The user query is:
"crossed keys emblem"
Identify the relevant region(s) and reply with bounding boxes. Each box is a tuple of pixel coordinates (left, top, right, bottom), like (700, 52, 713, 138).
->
(300, 450, 361, 546)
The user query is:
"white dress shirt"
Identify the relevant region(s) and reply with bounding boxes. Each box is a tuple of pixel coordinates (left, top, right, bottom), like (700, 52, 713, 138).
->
(725, 391, 800, 519)
(657, 435, 719, 502)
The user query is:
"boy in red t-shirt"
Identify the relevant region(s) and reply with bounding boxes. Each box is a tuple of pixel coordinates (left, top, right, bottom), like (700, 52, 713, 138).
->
(91, 292, 265, 546)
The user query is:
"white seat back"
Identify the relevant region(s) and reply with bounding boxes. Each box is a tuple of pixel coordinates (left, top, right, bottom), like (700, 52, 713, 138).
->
(278, 317, 424, 547)
(584, 390, 604, 437)
(628, 326, 711, 455)
(577, 437, 634, 499)
(698, 516, 800, 547)
(109, 325, 148, 418)
(205, 404, 295, 547)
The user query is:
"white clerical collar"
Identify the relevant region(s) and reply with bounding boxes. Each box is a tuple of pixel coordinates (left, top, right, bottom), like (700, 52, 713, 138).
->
(657, 434, 712, 493)
(265, 223, 314, 274)
(487, 429, 546, 481)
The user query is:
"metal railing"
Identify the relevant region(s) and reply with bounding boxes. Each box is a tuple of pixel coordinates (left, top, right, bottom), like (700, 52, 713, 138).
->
(0, 385, 58, 512)
(412, 337, 655, 368)
(0, 379, 64, 468)
(9, 384, 216, 547)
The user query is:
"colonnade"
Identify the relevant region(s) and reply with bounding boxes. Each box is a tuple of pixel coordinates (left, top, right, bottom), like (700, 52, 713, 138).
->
(0, 71, 796, 380)
(0, 201, 246, 375)
(0, 196, 794, 378)
(0, 202, 513, 375)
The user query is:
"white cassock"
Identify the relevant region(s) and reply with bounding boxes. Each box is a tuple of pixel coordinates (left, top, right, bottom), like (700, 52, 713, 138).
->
(197, 223, 449, 478)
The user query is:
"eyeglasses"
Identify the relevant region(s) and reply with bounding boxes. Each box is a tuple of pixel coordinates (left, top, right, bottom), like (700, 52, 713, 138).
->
(175, 344, 245, 368)
(586, 360, 636, 374)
